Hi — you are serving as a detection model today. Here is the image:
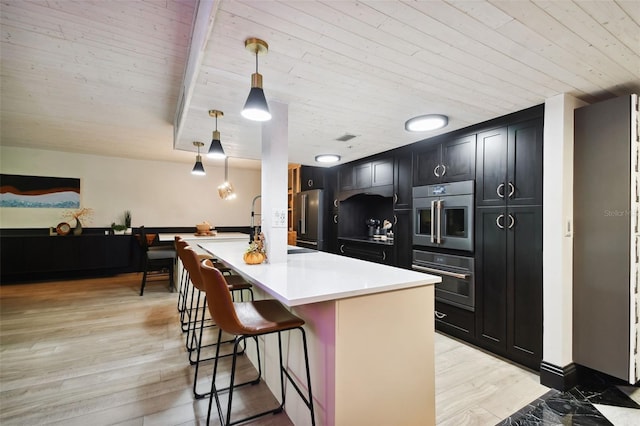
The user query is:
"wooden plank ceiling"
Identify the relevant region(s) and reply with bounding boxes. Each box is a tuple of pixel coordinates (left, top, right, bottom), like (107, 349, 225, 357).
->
(1, 0, 639, 169)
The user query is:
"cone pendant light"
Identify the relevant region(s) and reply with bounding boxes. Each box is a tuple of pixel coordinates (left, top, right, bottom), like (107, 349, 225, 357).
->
(241, 38, 271, 122)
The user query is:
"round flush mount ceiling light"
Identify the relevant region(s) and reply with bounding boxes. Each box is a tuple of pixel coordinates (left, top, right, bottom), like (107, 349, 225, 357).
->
(315, 154, 341, 163)
(404, 114, 449, 132)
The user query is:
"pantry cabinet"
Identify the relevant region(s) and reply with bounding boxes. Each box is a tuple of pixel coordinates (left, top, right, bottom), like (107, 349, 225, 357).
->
(474, 116, 544, 371)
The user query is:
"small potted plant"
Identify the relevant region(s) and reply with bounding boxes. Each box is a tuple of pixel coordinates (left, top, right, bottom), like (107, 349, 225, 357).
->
(243, 232, 267, 264)
(111, 222, 127, 235)
(124, 210, 132, 234)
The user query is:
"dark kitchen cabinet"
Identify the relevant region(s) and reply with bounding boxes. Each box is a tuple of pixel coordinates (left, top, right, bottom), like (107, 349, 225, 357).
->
(327, 204, 339, 254)
(338, 164, 355, 191)
(393, 152, 412, 210)
(355, 162, 372, 188)
(475, 205, 542, 370)
(326, 167, 339, 254)
(413, 134, 476, 185)
(338, 238, 394, 265)
(372, 159, 393, 187)
(392, 209, 411, 269)
(434, 300, 475, 341)
(338, 157, 393, 195)
(476, 119, 543, 207)
(300, 165, 326, 189)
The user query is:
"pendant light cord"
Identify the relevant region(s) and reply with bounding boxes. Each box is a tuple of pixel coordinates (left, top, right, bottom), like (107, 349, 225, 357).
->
(255, 50, 259, 73)
(224, 157, 228, 181)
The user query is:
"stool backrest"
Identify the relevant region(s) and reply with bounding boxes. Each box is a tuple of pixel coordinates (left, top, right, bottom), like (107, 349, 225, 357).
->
(175, 239, 189, 261)
(181, 246, 206, 291)
(200, 259, 246, 335)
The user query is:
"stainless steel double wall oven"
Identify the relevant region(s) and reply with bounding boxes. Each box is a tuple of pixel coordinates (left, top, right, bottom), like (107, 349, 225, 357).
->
(411, 180, 476, 311)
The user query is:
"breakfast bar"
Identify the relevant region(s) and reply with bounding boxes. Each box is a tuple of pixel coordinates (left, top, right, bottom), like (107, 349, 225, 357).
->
(198, 240, 441, 426)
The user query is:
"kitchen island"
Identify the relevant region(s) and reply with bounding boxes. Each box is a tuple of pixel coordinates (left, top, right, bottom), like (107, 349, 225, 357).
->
(198, 240, 440, 426)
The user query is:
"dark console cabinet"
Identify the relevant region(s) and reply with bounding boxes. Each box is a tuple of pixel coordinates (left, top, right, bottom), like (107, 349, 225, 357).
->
(1, 234, 134, 282)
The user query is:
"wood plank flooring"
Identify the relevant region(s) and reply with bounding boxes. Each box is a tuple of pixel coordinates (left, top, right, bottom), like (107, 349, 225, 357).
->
(0, 273, 549, 425)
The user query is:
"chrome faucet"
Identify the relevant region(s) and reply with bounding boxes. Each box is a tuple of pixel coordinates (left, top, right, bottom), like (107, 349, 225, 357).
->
(250, 195, 261, 242)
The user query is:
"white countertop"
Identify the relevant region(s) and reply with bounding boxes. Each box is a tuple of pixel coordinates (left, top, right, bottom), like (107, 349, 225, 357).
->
(158, 232, 248, 242)
(198, 241, 440, 306)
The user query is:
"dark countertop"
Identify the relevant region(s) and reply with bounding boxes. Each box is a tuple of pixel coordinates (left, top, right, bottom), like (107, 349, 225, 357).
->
(338, 236, 395, 246)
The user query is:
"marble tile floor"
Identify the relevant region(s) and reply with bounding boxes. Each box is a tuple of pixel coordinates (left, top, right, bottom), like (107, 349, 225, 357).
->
(499, 371, 640, 425)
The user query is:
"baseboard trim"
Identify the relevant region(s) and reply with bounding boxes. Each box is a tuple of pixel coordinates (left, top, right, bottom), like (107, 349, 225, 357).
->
(540, 361, 578, 391)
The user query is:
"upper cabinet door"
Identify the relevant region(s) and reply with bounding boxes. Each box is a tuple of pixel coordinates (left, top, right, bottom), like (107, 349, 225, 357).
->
(394, 153, 412, 209)
(371, 158, 393, 187)
(413, 143, 441, 186)
(476, 118, 543, 207)
(354, 162, 372, 189)
(338, 164, 355, 192)
(441, 135, 476, 183)
(300, 166, 325, 189)
(507, 118, 543, 206)
(476, 127, 508, 206)
(413, 135, 476, 186)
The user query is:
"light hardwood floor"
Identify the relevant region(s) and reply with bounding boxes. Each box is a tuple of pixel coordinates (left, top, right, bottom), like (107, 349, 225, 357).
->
(0, 273, 549, 425)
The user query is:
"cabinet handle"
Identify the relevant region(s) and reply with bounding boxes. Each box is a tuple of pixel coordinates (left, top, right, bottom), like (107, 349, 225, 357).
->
(496, 214, 505, 229)
(393, 193, 398, 204)
(308, 179, 313, 187)
(333, 214, 338, 224)
(497, 183, 505, 198)
(434, 311, 447, 319)
(382, 251, 386, 261)
(508, 214, 515, 229)
(434, 164, 441, 177)
(508, 182, 515, 198)
(394, 215, 398, 225)
(334, 199, 338, 208)
(441, 164, 446, 176)
(339, 244, 345, 254)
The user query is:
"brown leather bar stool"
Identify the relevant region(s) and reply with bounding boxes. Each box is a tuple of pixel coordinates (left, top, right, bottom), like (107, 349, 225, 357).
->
(176, 239, 241, 333)
(199, 259, 315, 426)
(181, 247, 253, 398)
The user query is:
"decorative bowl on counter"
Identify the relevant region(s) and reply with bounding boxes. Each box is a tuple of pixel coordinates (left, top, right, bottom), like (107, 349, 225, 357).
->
(196, 222, 211, 234)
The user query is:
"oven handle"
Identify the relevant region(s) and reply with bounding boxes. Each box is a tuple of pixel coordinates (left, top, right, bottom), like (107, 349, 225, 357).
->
(430, 199, 437, 243)
(436, 200, 442, 244)
(411, 264, 469, 280)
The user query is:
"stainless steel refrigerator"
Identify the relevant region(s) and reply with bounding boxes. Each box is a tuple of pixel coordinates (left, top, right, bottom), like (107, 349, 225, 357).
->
(295, 189, 324, 250)
(574, 94, 639, 384)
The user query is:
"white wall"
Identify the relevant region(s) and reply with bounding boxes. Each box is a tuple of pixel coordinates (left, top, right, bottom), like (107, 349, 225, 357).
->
(542, 94, 587, 368)
(0, 146, 261, 229)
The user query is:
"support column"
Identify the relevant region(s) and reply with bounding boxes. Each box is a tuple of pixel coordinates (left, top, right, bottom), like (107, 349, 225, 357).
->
(541, 93, 587, 390)
(261, 101, 288, 263)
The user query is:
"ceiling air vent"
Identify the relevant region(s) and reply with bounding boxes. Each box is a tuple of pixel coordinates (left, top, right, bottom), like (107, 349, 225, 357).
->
(336, 134, 356, 142)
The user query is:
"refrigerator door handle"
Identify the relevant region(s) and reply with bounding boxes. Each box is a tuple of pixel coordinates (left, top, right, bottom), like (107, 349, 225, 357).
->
(300, 193, 307, 234)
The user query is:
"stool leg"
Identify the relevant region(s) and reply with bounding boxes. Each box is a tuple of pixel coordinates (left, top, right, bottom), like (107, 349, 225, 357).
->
(278, 328, 316, 426)
(179, 271, 191, 325)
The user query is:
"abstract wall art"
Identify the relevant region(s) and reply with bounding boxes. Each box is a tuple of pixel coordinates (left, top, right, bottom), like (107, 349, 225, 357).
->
(0, 174, 80, 208)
